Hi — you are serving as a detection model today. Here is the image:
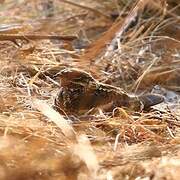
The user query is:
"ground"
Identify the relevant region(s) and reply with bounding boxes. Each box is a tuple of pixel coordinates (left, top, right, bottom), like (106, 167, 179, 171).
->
(0, 0, 179, 179)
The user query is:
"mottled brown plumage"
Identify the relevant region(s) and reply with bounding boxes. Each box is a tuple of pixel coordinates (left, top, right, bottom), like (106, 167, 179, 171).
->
(54, 68, 164, 116)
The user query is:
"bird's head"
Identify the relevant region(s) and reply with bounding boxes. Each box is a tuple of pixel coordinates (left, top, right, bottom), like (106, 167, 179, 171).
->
(59, 68, 95, 86)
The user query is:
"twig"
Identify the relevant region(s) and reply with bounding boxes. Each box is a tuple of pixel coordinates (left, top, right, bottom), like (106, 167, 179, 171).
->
(0, 34, 77, 42)
(59, 0, 111, 20)
(132, 57, 157, 92)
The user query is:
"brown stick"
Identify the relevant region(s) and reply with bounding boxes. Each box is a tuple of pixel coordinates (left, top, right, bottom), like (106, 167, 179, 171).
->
(0, 34, 77, 42)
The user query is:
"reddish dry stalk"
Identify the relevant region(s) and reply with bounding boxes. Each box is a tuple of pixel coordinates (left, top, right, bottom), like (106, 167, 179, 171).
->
(0, 34, 77, 42)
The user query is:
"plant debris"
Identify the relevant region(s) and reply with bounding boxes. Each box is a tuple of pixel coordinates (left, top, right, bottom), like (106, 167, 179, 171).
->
(0, 0, 179, 179)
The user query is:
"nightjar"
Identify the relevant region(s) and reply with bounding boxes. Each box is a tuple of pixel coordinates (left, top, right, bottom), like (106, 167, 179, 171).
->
(53, 68, 164, 116)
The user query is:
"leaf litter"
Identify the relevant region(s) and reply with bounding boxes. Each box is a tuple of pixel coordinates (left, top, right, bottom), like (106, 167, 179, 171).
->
(0, 0, 179, 179)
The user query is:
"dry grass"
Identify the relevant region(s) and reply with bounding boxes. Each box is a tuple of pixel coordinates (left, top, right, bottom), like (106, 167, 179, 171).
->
(0, 0, 179, 179)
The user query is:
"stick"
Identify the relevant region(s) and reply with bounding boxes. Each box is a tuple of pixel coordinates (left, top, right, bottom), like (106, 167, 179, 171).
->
(59, 0, 111, 20)
(0, 34, 77, 42)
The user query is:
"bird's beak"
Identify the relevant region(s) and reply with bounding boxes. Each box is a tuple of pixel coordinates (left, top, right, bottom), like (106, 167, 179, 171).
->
(139, 93, 164, 109)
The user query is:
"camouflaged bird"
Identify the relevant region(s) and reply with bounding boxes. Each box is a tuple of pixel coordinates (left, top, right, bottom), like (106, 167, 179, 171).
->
(53, 68, 164, 116)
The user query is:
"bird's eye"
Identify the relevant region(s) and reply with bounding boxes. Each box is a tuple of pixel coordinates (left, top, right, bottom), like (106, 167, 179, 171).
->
(73, 77, 82, 81)
(74, 76, 90, 83)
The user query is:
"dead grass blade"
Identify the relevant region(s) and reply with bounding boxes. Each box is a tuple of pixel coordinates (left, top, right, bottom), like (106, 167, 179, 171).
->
(33, 99, 99, 178)
(58, 0, 111, 20)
